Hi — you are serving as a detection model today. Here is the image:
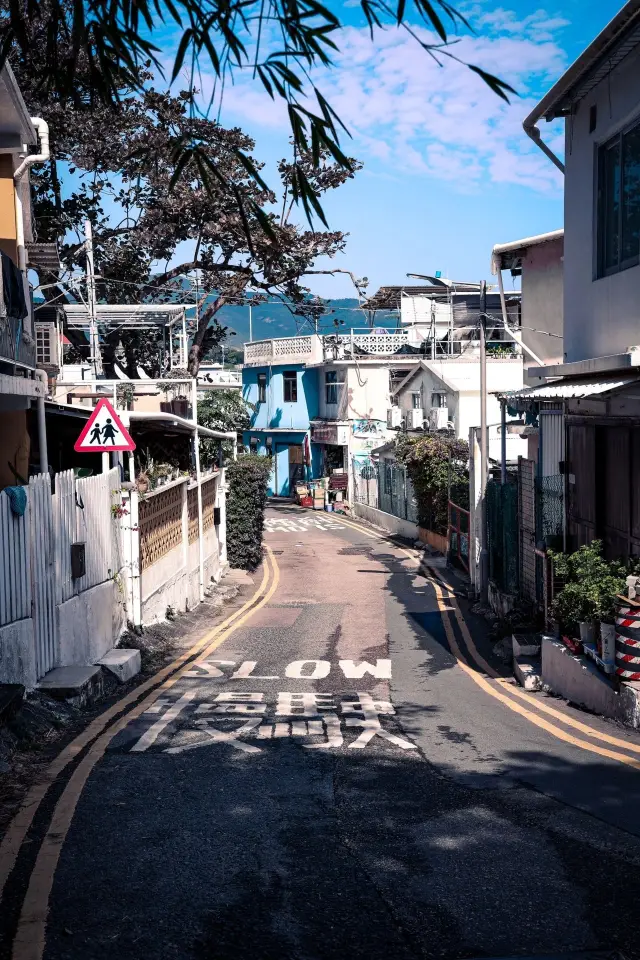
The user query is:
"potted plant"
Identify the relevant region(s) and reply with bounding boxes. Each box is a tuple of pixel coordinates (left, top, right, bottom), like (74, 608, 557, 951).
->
(136, 470, 150, 495)
(551, 582, 597, 650)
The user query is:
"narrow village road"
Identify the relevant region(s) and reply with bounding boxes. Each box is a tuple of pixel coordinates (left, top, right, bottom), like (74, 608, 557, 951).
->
(5, 503, 640, 960)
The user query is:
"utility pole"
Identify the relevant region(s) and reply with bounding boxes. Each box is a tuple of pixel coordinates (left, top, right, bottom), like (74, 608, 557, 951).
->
(479, 279, 488, 603)
(249, 301, 253, 343)
(84, 220, 103, 377)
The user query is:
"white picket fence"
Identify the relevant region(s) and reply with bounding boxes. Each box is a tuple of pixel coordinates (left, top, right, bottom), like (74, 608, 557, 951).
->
(0, 468, 123, 682)
(55, 469, 123, 603)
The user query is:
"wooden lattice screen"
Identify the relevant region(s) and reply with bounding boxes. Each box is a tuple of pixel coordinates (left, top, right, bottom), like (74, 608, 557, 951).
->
(187, 486, 199, 544)
(202, 477, 217, 532)
(139, 484, 184, 570)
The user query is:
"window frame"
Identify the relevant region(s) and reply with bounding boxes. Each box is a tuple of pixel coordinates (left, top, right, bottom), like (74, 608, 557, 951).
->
(325, 370, 338, 405)
(283, 370, 298, 403)
(257, 372, 267, 404)
(597, 116, 640, 278)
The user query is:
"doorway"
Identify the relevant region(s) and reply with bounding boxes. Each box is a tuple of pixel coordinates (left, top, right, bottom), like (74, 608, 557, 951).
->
(275, 443, 305, 496)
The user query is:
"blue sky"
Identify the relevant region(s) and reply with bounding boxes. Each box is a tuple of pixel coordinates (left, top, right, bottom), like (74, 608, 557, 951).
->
(192, 0, 621, 300)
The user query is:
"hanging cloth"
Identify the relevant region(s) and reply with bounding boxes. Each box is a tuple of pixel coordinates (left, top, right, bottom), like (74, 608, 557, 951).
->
(3, 485, 27, 517)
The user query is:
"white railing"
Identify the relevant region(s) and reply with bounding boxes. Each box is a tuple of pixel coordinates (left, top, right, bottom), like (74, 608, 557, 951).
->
(243, 336, 320, 366)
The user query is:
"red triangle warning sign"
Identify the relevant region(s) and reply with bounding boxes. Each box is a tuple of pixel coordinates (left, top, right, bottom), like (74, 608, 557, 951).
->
(74, 398, 136, 453)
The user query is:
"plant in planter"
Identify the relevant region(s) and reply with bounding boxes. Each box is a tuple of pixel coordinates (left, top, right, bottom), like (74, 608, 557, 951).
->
(551, 582, 598, 642)
(136, 470, 150, 495)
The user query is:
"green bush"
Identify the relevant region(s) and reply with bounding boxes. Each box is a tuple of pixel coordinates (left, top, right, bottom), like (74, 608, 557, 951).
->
(226, 454, 272, 570)
(550, 540, 626, 632)
(395, 433, 469, 532)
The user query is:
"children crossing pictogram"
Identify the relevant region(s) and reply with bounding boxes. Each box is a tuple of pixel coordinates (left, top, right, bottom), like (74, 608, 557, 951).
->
(74, 398, 136, 452)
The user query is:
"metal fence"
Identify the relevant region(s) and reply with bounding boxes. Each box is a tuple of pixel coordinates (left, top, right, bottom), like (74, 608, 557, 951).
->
(486, 478, 519, 595)
(536, 474, 564, 545)
(353, 459, 419, 524)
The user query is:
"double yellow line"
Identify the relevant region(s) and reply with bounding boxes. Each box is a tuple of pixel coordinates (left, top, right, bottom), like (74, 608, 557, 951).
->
(3, 548, 280, 960)
(334, 513, 640, 770)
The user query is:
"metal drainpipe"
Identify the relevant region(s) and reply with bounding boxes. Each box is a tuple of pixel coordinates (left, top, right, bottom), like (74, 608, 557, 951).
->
(35, 369, 49, 475)
(523, 120, 565, 174)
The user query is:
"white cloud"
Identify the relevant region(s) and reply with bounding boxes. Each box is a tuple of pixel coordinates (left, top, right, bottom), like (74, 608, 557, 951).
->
(216, 8, 568, 195)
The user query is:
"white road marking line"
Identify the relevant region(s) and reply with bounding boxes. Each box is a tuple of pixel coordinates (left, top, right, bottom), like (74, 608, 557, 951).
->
(131, 692, 196, 752)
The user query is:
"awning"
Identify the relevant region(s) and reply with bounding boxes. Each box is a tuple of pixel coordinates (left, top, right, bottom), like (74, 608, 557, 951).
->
(496, 373, 640, 404)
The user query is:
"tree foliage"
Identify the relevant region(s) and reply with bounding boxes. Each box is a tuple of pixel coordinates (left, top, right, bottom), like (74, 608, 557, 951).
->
(1, 0, 514, 227)
(395, 433, 468, 532)
(225, 454, 272, 569)
(198, 390, 252, 465)
(13, 19, 358, 375)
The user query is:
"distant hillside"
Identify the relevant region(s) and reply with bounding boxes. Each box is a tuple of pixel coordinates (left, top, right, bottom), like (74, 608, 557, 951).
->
(211, 298, 397, 344)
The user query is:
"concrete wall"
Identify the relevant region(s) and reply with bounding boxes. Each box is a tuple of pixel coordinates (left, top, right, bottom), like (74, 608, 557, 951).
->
(141, 525, 220, 624)
(353, 501, 419, 540)
(564, 43, 640, 362)
(0, 618, 36, 688)
(57, 579, 126, 666)
(542, 637, 640, 729)
(521, 237, 564, 383)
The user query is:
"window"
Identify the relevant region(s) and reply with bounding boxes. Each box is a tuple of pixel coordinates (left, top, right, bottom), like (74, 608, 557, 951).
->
(257, 373, 267, 404)
(597, 120, 640, 276)
(325, 370, 338, 404)
(431, 392, 446, 408)
(411, 392, 422, 410)
(283, 371, 297, 403)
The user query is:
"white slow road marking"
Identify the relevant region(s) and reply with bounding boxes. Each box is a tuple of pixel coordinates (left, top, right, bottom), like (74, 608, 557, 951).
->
(132, 692, 196, 752)
(264, 516, 346, 533)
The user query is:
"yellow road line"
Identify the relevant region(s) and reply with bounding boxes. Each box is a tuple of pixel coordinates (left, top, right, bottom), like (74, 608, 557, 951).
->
(333, 515, 640, 762)
(12, 548, 280, 960)
(429, 577, 640, 771)
(0, 557, 272, 905)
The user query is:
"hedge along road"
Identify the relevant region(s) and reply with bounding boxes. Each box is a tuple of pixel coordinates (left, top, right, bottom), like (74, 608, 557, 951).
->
(5, 503, 640, 960)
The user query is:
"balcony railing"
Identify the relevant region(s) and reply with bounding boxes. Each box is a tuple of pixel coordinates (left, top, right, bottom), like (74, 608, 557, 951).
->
(243, 335, 323, 366)
(0, 313, 36, 369)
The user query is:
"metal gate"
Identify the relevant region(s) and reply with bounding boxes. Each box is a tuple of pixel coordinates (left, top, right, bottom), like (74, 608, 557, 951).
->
(518, 458, 537, 604)
(30, 473, 57, 679)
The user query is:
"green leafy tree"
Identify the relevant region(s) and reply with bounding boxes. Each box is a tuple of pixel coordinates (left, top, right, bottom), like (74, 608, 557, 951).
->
(198, 390, 252, 465)
(395, 433, 468, 532)
(1, 0, 514, 225)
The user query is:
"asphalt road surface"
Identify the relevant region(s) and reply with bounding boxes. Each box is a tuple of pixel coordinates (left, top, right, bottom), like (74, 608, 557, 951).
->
(5, 504, 640, 960)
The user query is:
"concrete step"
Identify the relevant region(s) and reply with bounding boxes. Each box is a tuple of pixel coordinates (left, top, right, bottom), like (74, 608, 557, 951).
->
(514, 654, 543, 691)
(38, 665, 103, 706)
(98, 648, 141, 683)
(512, 632, 542, 657)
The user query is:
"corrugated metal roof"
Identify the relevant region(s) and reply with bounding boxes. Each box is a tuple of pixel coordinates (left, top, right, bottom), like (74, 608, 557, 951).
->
(497, 374, 640, 401)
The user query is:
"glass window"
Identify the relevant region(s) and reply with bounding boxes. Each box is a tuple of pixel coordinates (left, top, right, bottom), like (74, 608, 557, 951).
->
(411, 392, 422, 410)
(257, 373, 267, 404)
(283, 371, 297, 403)
(598, 120, 640, 275)
(325, 370, 338, 405)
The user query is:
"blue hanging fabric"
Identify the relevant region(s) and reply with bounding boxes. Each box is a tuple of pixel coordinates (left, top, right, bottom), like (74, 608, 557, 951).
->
(4, 485, 27, 517)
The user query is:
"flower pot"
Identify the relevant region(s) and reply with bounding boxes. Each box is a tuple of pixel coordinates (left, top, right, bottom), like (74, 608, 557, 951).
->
(579, 621, 596, 645)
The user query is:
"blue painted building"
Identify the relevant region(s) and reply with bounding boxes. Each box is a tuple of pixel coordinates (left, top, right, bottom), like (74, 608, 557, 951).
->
(242, 364, 322, 496)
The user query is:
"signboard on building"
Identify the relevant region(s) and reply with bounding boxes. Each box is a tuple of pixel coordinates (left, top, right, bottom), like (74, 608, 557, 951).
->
(311, 422, 349, 446)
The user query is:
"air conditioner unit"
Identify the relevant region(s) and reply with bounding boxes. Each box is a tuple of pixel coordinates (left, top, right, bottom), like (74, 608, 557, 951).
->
(35, 322, 60, 370)
(429, 406, 449, 431)
(407, 408, 425, 430)
(387, 406, 403, 428)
